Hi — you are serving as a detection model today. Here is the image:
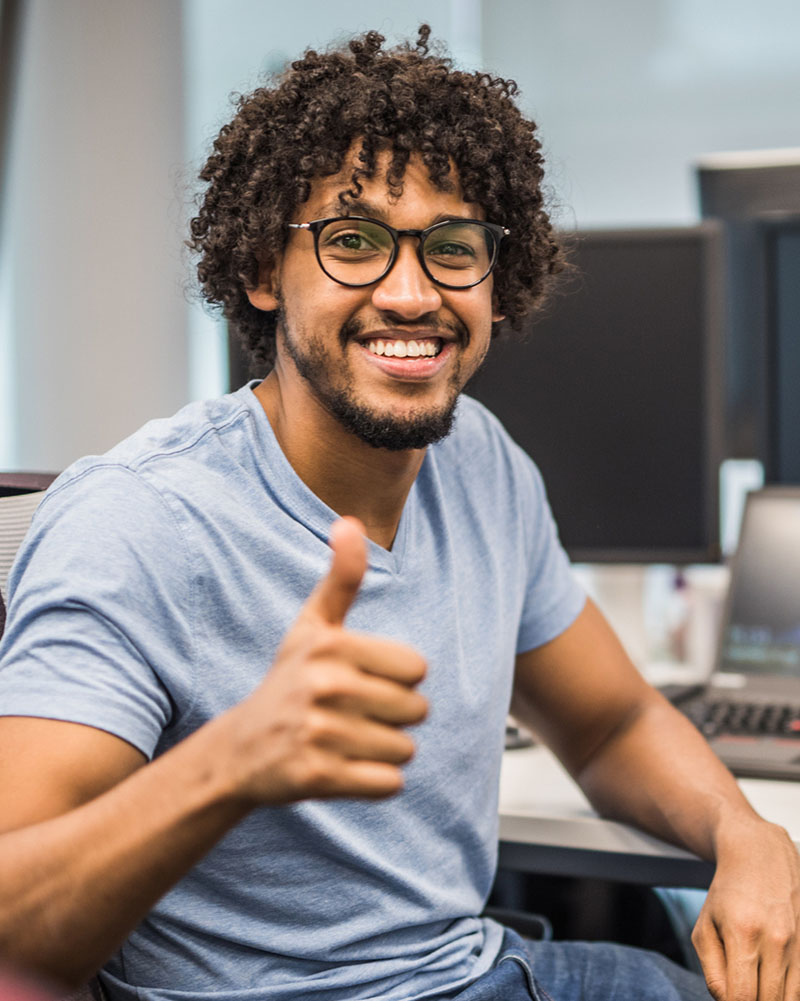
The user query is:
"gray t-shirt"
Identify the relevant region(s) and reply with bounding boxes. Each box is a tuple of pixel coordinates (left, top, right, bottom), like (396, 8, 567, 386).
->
(0, 385, 585, 1001)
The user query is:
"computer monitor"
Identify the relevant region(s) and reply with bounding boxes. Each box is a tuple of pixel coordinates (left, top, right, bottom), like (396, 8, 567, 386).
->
(467, 225, 725, 564)
(697, 151, 800, 461)
(761, 215, 800, 485)
(717, 486, 800, 678)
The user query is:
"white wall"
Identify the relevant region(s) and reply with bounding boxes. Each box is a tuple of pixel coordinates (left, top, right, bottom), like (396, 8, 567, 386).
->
(3, 0, 799, 470)
(2, 0, 187, 471)
(482, 0, 800, 227)
(182, 0, 482, 400)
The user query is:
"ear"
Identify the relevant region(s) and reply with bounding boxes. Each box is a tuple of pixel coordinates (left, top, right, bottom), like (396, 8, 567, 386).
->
(491, 295, 505, 325)
(245, 260, 280, 312)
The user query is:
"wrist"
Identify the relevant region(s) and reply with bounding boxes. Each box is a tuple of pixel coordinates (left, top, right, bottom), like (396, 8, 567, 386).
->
(712, 811, 786, 864)
(164, 713, 257, 822)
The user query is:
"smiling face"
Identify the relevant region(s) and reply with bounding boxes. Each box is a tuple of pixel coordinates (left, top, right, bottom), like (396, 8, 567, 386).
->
(246, 152, 504, 451)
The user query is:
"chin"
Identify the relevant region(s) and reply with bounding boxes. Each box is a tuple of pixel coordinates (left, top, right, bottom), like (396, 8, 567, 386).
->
(330, 397, 460, 451)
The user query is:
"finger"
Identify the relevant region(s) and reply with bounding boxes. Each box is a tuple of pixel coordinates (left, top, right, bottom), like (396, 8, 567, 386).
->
(755, 929, 793, 1001)
(693, 918, 728, 1001)
(311, 710, 417, 764)
(319, 670, 428, 726)
(782, 952, 800, 1001)
(315, 758, 406, 799)
(337, 631, 427, 687)
(302, 517, 367, 626)
(758, 953, 787, 1001)
(723, 945, 760, 1001)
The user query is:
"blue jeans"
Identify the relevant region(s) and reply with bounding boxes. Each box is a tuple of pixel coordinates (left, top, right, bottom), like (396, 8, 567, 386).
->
(452, 928, 712, 1000)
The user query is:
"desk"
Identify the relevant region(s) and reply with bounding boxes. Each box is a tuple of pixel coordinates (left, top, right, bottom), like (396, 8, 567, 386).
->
(498, 745, 800, 888)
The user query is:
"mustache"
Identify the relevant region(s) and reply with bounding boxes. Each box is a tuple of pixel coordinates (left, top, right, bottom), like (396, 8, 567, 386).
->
(339, 315, 469, 350)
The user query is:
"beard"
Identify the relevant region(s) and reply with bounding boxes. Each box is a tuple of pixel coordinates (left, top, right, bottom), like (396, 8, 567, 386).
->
(277, 310, 475, 451)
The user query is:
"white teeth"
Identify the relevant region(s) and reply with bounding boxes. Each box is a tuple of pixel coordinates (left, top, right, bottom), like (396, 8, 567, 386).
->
(365, 339, 441, 358)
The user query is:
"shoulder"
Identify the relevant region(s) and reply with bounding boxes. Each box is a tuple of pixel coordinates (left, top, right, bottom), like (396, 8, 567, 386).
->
(14, 388, 260, 588)
(38, 386, 257, 517)
(92, 386, 255, 476)
(432, 393, 547, 498)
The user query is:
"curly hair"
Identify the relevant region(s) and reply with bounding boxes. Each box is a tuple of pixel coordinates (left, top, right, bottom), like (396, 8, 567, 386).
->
(188, 25, 564, 368)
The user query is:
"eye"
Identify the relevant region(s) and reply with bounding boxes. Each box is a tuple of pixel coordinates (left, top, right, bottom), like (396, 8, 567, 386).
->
(427, 240, 475, 258)
(319, 221, 391, 258)
(330, 232, 376, 252)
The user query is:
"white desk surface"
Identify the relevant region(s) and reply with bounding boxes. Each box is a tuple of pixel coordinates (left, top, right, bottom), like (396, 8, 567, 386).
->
(498, 745, 800, 887)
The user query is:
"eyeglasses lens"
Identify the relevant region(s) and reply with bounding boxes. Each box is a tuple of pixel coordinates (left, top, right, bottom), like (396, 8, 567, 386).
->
(318, 220, 394, 285)
(317, 219, 495, 287)
(421, 223, 493, 287)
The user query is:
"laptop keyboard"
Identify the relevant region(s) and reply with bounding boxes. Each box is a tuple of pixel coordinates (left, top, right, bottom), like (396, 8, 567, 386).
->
(682, 698, 800, 739)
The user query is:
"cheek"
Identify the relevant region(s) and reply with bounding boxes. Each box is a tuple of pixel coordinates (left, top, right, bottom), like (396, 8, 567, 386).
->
(463, 293, 496, 345)
(283, 265, 366, 319)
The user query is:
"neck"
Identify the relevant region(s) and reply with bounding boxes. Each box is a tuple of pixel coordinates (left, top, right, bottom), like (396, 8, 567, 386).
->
(253, 370, 426, 550)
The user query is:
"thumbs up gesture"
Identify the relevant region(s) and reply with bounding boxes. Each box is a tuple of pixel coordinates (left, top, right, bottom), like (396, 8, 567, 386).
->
(222, 518, 428, 806)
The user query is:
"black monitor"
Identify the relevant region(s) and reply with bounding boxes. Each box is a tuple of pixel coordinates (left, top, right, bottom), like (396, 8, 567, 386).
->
(697, 153, 800, 460)
(762, 215, 800, 485)
(467, 225, 725, 564)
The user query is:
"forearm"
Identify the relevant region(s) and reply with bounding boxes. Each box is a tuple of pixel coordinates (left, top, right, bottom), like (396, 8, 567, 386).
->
(0, 716, 250, 989)
(573, 692, 768, 862)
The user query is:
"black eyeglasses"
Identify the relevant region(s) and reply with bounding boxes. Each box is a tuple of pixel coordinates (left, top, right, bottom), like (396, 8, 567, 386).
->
(287, 216, 510, 289)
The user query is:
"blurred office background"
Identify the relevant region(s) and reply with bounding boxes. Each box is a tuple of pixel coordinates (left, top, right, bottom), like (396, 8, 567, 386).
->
(1, 0, 799, 473)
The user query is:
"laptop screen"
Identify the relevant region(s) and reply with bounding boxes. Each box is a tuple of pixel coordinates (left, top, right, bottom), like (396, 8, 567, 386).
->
(719, 489, 800, 676)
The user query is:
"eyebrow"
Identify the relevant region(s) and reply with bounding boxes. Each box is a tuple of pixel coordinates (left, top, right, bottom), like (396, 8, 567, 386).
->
(312, 197, 478, 226)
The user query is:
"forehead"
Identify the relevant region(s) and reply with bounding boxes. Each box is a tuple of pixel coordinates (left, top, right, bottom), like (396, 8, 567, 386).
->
(298, 151, 483, 223)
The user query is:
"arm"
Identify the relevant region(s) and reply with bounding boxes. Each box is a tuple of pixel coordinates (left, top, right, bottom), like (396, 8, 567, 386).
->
(511, 598, 800, 1001)
(0, 518, 426, 989)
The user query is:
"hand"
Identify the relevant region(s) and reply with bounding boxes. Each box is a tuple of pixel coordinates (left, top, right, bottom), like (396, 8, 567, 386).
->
(692, 819, 800, 1000)
(220, 517, 428, 806)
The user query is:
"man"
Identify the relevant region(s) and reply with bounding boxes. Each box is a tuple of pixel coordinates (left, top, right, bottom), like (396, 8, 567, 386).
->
(0, 25, 798, 1001)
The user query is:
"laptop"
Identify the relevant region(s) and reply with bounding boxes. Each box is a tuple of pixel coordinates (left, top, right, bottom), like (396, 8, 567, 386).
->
(666, 487, 800, 780)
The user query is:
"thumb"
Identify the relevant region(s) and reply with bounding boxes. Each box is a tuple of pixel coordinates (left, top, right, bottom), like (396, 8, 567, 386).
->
(302, 517, 367, 626)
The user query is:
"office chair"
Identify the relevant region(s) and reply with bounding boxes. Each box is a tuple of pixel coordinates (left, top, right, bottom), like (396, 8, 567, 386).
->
(0, 473, 57, 640)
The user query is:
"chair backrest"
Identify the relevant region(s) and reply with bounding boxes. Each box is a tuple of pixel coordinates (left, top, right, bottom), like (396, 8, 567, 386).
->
(0, 472, 58, 498)
(0, 472, 58, 641)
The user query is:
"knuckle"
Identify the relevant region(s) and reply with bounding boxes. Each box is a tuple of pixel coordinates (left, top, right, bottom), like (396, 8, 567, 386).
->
(303, 707, 335, 744)
(293, 752, 336, 795)
(304, 666, 332, 701)
(737, 920, 762, 946)
(704, 977, 725, 1001)
(766, 922, 793, 952)
(308, 625, 345, 662)
(305, 661, 347, 701)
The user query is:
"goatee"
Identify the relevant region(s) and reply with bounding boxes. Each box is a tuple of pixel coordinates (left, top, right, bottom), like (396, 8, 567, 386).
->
(279, 312, 468, 451)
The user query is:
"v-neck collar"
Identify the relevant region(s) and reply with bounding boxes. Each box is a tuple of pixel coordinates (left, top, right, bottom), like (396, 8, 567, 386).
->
(240, 383, 417, 575)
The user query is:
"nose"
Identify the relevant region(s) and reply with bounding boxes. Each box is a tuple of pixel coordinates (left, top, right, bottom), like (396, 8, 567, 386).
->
(370, 237, 442, 319)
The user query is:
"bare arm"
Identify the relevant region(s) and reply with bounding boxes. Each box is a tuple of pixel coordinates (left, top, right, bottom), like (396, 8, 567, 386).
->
(512, 598, 800, 1001)
(0, 518, 427, 989)
(0, 716, 250, 987)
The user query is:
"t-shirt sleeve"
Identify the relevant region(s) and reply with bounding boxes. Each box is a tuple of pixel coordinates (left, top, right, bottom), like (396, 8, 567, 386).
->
(514, 447, 586, 654)
(0, 463, 196, 758)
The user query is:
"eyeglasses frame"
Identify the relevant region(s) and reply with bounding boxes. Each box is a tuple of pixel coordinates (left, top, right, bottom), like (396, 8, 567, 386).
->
(287, 215, 510, 290)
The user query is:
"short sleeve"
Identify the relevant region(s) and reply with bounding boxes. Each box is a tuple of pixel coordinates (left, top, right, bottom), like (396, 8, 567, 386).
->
(0, 463, 196, 758)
